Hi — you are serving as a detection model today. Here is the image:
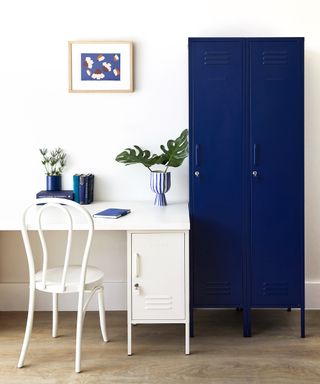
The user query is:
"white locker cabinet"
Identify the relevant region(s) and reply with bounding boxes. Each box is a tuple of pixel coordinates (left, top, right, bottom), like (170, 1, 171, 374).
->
(127, 231, 189, 355)
(132, 232, 185, 320)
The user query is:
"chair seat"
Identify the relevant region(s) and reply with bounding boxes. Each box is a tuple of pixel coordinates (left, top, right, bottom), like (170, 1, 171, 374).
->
(35, 265, 104, 293)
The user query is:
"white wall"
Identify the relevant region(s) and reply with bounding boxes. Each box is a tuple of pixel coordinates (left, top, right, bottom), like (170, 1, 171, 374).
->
(1, 0, 320, 309)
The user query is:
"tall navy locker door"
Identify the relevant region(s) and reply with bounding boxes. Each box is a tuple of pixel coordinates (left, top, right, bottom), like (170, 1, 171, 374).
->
(249, 40, 304, 321)
(189, 39, 246, 309)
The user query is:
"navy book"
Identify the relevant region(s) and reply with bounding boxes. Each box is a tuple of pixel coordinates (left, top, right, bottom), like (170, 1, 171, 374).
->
(88, 174, 94, 203)
(79, 174, 86, 204)
(36, 190, 74, 200)
(84, 173, 94, 204)
(78, 173, 94, 205)
(93, 208, 131, 219)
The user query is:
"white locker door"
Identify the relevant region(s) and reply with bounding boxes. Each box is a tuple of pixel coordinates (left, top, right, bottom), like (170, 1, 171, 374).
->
(131, 233, 185, 320)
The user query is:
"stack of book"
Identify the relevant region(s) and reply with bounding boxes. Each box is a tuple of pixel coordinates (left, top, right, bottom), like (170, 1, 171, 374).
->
(73, 174, 94, 204)
(36, 190, 74, 200)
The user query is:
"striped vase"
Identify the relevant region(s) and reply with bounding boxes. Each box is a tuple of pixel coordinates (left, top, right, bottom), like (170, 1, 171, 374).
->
(150, 171, 171, 206)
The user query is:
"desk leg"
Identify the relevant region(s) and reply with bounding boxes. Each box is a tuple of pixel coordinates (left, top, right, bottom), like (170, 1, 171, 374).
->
(128, 322, 132, 355)
(127, 231, 133, 355)
(185, 322, 190, 355)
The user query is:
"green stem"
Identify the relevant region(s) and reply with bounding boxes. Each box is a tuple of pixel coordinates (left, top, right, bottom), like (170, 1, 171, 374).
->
(44, 162, 49, 175)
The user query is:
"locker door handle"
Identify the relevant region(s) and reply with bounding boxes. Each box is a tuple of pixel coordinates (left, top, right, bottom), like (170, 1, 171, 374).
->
(134, 253, 140, 277)
(252, 170, 258, 177)
(195, 144, 199, 166)
(253, 143, 258, 166)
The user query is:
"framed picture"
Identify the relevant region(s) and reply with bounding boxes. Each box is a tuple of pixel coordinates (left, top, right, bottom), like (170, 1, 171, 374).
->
(68, 41, 133, 93)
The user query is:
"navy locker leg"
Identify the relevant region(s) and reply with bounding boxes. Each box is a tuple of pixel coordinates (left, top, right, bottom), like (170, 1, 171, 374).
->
(300, 307, 305, 338)
(243, 307, 251, 337)
(287, 308, 292, 312)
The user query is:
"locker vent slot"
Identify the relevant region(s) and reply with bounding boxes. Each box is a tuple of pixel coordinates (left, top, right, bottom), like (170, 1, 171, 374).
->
(262, 51, 288, 65)
(206, 281, 231, 295)
(262, 282, 288, 296)
(204, 51, 231, 65)
(145, 295, 173, 310)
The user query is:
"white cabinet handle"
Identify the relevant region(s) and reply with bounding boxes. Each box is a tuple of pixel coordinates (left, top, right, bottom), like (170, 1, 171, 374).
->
(134, 253, 140, 277)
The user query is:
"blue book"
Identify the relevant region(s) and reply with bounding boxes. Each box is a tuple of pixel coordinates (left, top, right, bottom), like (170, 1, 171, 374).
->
(93, 208, 131, 219)
(36, 190, 74, 200)
(84, 173, 94, 204)
(88, 174, 94, 203)
(79, 174, 86, 204)
(73, 174, 80, 203)
(84, 174, 90, 204)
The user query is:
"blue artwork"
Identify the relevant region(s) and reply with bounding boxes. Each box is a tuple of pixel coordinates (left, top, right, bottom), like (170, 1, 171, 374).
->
(81, 53, 121, 81)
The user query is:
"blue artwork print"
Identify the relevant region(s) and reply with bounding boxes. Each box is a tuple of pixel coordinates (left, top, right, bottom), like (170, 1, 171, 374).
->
(81, 53, 121, 81)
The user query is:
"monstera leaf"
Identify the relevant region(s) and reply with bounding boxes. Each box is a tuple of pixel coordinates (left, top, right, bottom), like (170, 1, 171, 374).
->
(115, 129, 189, 172)
(160, 129, 189, 168)
(115, 146, 162, 169)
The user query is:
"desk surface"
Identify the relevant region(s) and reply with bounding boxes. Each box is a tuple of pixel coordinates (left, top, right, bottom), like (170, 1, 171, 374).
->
(0, 201, 190, 231)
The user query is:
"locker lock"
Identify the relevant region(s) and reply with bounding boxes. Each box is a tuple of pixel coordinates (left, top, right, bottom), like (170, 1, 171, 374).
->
(194, 171, 200, 177)
(134, 283, 140, 295)
(252, 170, 258, 177)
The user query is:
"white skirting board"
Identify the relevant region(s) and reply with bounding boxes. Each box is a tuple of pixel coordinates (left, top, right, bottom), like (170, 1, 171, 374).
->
(305, 281, 320, 309)
(0, 282, 319, 310)
(0, 282, 127, 311)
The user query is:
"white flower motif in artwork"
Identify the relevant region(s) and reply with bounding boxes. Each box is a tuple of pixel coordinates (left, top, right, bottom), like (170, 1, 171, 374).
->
(97, 54, 105, 62)
(85, 57, 94, 69)
(92, 69, 105, 80)
(113, 68, 120, 76)
(86, 69, 91, 76)
(113, 54, 119, 61)
(102, 62, 112, 72)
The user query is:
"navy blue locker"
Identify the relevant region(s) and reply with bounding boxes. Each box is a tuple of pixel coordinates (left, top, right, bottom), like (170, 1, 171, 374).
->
(189, 39, 245, 308)
(189, 37, 304, 337)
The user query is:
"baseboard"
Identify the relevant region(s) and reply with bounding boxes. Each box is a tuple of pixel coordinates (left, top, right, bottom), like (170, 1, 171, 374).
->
(0, 282, 318, 311)
(0, 282, 127, 311)
(305, 281, 320, 309)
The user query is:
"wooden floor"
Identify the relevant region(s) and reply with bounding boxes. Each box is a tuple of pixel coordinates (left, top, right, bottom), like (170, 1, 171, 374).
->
(1, 310, 320, 384)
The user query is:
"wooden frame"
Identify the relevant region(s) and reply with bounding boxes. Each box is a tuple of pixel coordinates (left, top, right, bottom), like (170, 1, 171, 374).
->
(68, 41, 133, 93)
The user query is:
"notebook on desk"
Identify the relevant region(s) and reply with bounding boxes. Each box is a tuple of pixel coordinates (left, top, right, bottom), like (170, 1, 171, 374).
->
(93, 208, 131, 219)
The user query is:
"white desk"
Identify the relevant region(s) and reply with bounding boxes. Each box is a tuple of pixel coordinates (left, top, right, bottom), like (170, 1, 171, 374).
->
(0, 201, 189, 231)
(0, 201, 190, 355)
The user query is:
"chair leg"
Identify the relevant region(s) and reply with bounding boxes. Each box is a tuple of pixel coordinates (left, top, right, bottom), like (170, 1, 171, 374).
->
(52, 293, 58, 338)
(75, 292, 85, 373)
(98, 287, 108, 342)
(18, 287, 35, 368)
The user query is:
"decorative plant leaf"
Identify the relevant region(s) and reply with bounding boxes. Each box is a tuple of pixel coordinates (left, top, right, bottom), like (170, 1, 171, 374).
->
(39, 147, 66, 176)
(115, 129, 189, 172)
(160, 129, 189, 168)
(115, 145, 162, 169)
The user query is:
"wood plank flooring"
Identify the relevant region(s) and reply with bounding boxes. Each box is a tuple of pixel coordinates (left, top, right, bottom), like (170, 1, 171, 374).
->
(1, 310, 320, 384)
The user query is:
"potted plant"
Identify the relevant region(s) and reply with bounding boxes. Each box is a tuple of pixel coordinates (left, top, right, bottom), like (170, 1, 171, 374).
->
(115, 129, 188, 206)
(39, 147, 66, 191)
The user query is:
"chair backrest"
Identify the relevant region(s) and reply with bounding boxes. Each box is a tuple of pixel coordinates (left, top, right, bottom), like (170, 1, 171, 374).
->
(21, 198, 94, 293)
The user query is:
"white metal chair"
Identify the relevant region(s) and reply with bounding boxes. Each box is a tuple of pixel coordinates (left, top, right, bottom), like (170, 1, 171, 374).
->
(17, 198, 108, 373)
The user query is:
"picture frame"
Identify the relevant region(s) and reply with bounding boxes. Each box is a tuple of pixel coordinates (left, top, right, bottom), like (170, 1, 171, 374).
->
(68, 41, 133, 93)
